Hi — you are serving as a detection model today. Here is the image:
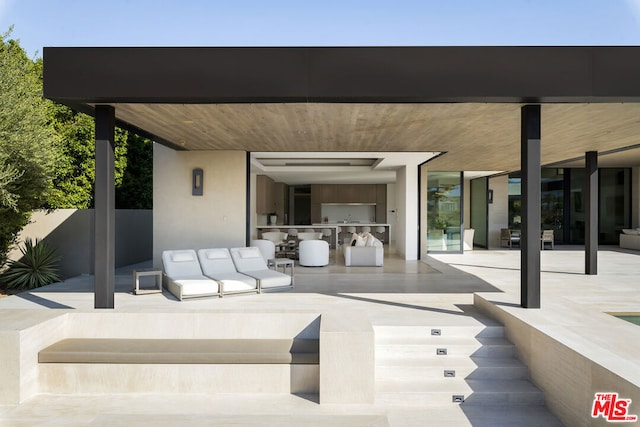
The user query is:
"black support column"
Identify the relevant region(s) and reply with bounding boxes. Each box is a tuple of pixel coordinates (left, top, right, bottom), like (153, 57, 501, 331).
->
(585, 151, 598, 275)
(521, 105, 541, 309)
(94, 105, 116, 309)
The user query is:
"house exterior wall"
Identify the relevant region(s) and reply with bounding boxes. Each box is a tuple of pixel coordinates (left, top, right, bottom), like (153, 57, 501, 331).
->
(153, 145, 246, 268)
(463, 176, 472, 230)
(386, 183, 397, 243)
(395, 166, 419, 260)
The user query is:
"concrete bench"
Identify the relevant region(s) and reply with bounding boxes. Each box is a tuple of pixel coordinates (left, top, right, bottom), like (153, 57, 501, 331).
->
(2, 311, 373, 405)
(38, 338, 319, 364)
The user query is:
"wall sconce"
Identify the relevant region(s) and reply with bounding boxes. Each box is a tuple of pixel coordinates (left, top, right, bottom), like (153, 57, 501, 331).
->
(192, 168, 203, 196)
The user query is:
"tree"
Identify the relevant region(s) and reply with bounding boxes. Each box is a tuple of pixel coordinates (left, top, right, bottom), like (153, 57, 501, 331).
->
(116, 132, 153, 209)
(46, 104, 130, 209)
(0, 30, 60, 263)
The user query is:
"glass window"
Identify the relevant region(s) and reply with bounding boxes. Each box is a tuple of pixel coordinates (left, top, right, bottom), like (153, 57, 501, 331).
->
(599, 168, 631, 244)
(427, 172, 462, 252)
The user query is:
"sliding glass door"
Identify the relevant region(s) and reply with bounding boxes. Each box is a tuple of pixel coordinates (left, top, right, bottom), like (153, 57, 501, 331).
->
(426, 171, 463, 253)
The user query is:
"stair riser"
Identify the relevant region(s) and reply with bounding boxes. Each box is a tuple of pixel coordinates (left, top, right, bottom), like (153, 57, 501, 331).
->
(466, 366, 529, 380)
(376, 392, 545, 407)
(376, 366, 529, 381)
(374, 326, 504, 339)
(377, 345, 515, 359)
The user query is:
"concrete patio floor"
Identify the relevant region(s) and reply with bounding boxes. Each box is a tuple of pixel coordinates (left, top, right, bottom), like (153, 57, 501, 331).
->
(0, 246, 639, 426)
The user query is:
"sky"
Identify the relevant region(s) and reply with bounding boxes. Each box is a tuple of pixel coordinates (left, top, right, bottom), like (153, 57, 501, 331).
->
(1, 0, 640, 58)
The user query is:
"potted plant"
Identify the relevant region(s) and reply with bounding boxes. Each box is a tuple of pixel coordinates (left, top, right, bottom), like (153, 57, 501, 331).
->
(268, 212, 277, 225)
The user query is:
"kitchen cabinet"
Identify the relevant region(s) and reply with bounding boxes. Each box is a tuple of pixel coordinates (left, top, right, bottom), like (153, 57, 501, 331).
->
(256, 175, 274, 214)
(321, 184, 338, 202)
(337, 184, 376, 203)
(273, 182, 288, 225)
(257, 176, 289, 224)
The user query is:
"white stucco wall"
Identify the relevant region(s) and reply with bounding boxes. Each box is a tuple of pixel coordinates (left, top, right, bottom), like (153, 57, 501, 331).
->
(395, 166, 419, 260)
(153, 146, 246, 268)
(463, 177, 471, 229)
(487, 175, 509, 249)
(386, 183, 397, 243)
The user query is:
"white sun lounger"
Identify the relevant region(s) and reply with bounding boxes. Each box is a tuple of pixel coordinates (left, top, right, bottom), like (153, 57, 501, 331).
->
(197, 248, 259, 296)
(229, 247, 293, 292)
(161, 249, 221, 300)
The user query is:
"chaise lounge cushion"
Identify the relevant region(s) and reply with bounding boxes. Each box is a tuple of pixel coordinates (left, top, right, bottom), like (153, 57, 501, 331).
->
(39, 338, 319, 364)
(162, 250, 220, 299)
(230, 247, 292, 291)
(197, 248, 258, 294)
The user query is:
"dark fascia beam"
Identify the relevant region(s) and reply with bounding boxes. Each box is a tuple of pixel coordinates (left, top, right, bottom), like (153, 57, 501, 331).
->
(43, 46, 640, 104)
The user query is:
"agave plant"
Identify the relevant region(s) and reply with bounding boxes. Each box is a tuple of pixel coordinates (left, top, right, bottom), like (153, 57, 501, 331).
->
(1, 238, 61, 290)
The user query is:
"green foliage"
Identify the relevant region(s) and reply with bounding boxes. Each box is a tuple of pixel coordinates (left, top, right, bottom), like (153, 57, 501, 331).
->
(0, 29, 60, 263)
(0, 29, 153, 269)
(1, 238, 61, 290)
(116, 132, 153, 209)
(46, 105, 130, 209)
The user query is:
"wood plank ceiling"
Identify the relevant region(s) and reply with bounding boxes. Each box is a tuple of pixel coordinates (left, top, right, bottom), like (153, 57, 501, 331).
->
(110, 102, 640, 172)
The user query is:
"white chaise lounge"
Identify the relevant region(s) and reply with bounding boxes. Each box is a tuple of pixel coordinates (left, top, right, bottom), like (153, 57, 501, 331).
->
(197, 248, 259, 296)
(230, 246, 293, 292)
(161, 249, 221, 300)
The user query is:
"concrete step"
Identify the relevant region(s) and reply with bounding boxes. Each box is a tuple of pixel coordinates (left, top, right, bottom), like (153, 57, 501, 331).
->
(376, 357, 529, 380)
(376, 379, 545, 406)
(376, 337, 516, 359)
(452, 405, 565, 427)
(374, 325, 504, 339)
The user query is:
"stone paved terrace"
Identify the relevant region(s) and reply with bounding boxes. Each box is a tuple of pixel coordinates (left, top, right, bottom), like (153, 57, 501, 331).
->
(1, 246, 639, 426)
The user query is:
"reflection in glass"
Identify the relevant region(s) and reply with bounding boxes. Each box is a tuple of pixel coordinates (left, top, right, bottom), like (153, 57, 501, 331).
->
(427, 172, 462, 252)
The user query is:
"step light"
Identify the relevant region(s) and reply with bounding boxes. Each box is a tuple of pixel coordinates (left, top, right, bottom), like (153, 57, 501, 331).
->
(452, 395, 465, 403)
(444, 370, 456, 378)
(431, 329, 442, 336)
(436, 348, 448, 355)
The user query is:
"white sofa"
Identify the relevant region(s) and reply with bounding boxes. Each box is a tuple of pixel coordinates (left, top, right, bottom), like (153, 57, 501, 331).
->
(620, 229, 640, 250)
(343, 245, 384, 267)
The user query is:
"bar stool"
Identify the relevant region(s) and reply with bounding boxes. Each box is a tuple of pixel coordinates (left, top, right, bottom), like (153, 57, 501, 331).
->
(303, 228, 315, 233)
(321, 228, 332, 248)
(361, 226, 371, 234)
(375, 226, 386, 243)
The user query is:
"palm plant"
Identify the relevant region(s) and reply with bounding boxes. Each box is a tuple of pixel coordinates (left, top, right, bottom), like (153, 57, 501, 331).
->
(1, 238, 61, 290)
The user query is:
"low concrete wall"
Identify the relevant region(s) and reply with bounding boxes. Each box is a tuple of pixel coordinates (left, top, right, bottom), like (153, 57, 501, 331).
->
(475, 294, 640, 427)
(9, 209, 152, 279)
(0, 310, 374, 405)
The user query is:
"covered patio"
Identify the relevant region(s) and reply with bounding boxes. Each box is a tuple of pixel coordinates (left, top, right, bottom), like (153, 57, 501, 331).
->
(43, 46, 640, 311)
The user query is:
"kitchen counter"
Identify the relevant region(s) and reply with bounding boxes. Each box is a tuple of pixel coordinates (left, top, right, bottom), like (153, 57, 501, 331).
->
(256, 224, 390, 248)
(313, 223, 390, 227)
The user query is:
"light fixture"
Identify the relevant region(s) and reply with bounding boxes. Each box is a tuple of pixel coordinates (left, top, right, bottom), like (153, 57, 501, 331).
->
(192, 168, 203, 196)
